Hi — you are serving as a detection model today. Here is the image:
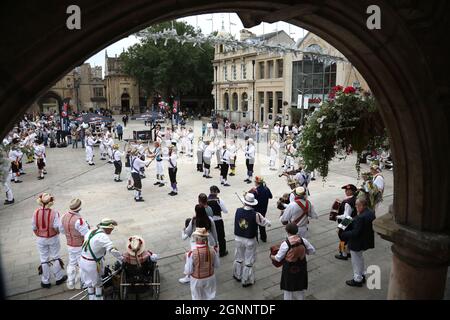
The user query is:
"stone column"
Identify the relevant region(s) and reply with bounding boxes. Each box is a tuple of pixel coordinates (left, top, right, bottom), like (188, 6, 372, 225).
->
(373, 211, 450, 300)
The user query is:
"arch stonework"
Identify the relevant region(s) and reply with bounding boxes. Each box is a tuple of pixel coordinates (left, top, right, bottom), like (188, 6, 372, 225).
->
(0, 0, 449, 299)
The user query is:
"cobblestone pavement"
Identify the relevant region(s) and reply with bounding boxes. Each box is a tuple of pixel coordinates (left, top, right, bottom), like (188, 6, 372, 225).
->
(1, 117, 441, 300)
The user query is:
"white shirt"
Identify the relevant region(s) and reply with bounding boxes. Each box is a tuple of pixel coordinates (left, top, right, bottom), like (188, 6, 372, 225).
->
(8, 149, 22, 162)
(131, 156, 150, 173)
(274, 236, 315, 262)
(81, 229, 122, 261)
(336, 196, 355, 220)
(245, 145, 255, 159)
(86, 137, 97, 147)
(221, 149, 231, 164)
(34, 145, 46, 159)
(112, 150, 123, 161)
(165, 153, 177, 168)
(280, 199, 318, 228)
(203, 145, 214, 158)
(373, 174, 385, 193)
(294, 171, 311, 188)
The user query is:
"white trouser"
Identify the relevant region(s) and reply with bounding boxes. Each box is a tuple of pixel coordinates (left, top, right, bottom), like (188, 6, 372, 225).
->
(107, 148, 113, 160)
(67, 246, 82, 287)
(284, 156, 294, 170)
(284, 290, 305, 300)
(297, 225, 308, 239)
(99, 144, 105, 157)
(156, 161, 164, 176)
(233, 237, 257, 285)
(80, 257, 103, 290)
(190, 275, 216, 300)
(187, 142, 192, 155)
(86, 146, 94, 163)
(36, 236, 65, 284)
(4, 182, 13, 201)
(270, 150, 278, 168)
(350, 250, 365, 282)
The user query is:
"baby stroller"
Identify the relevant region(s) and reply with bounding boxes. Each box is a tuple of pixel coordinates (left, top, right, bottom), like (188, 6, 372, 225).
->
(110, 258, 160, 300)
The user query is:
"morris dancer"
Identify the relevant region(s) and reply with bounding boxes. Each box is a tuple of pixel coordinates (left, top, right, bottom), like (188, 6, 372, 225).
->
(187, 128, 194, 157)
(80, 218, 122, 300)
(196, 137, 205, 172)
(283, 139, 296, 172)
(214, 135, 224, 169)
(130, 150, 151, 202)
(233, 193, 271, 287)
(220, 143, 231, 187)
(8, 139, 23, 183)
(149, 141, 165, 187)
(244, 138, 255, 184)
(112, 144, 123, 182)
(269, 134, 279, 171)
(165, 145, 178, 196)
(32, 193, 67, 288)
(34, 138, 46, 180)
(184, 228, 220, 300)
(281, 187, 318, 238)
(202, 139, 214, 179)
(60, 198, 90, 290)
(85, 131, 98, 166)
(99, 133, 107, 160)
(104, 133, 114, 164)
(125, 147, 134, 190)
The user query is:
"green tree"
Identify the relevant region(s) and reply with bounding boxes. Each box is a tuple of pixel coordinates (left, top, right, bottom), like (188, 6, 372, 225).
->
(120, 21, 214, 102)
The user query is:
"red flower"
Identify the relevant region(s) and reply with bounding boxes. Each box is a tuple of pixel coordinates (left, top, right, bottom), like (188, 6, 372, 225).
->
(343, 86, 356, 94)
(332, 85, 343, 93)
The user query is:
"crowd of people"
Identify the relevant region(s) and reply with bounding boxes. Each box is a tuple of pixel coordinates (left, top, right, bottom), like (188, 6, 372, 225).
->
(1, 112, 387, 300)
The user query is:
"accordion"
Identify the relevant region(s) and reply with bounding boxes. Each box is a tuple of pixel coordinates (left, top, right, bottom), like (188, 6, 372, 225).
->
(329, 200, 341, 221)
(270, 245, 284, 268)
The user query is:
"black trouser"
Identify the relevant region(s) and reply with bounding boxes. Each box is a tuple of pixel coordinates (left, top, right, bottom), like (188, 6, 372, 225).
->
(220, 163, 229, 180)
(168, 167, 177, 184)
(131, 172, 142, 190)
(118, 133, 123, 141)
(214, 219, 227, 255)
(114, 160, 122, 175)
(246, 159, 254, 176)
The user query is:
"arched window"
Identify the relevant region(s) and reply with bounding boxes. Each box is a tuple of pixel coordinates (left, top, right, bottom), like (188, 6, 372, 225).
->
(241, 92, 248, 112)
(232, 93, 238, 111)
(224, 93, 229, 110)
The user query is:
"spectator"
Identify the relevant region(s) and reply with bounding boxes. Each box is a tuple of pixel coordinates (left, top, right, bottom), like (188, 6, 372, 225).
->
(116, 123, 123, 141)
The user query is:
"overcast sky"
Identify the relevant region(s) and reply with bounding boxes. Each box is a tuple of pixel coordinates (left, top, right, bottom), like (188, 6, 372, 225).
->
(85, 13, 306, 76)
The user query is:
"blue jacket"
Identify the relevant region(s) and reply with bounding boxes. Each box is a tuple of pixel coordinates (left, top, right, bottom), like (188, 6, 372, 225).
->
(340, 208, 376, 252)
(252, 185, 273, 216)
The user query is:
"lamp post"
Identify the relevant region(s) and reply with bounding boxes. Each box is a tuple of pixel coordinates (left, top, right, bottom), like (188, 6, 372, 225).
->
(252, 59, 255, 123)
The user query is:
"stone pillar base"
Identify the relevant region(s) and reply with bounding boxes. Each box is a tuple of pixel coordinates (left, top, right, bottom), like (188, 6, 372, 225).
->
(373, 213, 450, 300)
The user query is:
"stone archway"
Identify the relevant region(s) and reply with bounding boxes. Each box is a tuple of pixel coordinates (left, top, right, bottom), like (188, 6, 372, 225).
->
(1, 1, 449, 299)
(37, 91, 63, 114)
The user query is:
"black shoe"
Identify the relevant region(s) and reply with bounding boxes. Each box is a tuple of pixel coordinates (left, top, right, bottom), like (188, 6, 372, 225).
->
(362, 275, 366, 283)
(159, 183, 165, 187)
(89, 163, 95, 166)
(14, 180, 23, 184)
(223, 183, 231, 187)
(233, 275, 241, 282)
(38, 177, 44, 180)
(135, 198, 145, 202)
(4, 199, 14, 205)
(346, 279, 363, 287)
(43, 172, 47, 175)
(219, 251, 229, 257)
(153, 182, 161, 186)
(55, 275, 68, 286)
(41, 282, 51, 289)
(127, 186, 135, 191)
(246, 180, 252, 184)
(242, 283, 253, 288)
(260, 238, 267, 243)
(116, 179, 123, 182)
(20, 172, 26, 175)
(311, 177, 316, 181)
(202, 174, 206, 177)
(214, 166, 220, 169)
(168, 191, 178, 196)
(229, 173, 235, 176)
(206, 176, 213, 179)
(335, 254, 349, 261)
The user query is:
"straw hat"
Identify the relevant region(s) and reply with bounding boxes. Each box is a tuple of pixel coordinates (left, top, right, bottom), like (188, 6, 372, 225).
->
(294, 187, 306, 197)
(37, 193, 54, 208)
(97, 218, 118, 230)
(370, 165, 381, 173)
(126, 235, 145, 256)
(112, 144, 119, 150)
(248, 138, 254, 145)
(243, 193, 258, 206)
(192, 227, 209, 238)
(69, 198, 82, 211)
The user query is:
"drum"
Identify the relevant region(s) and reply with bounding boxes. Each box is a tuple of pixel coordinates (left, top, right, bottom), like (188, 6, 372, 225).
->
(329, 200, 341, 221)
